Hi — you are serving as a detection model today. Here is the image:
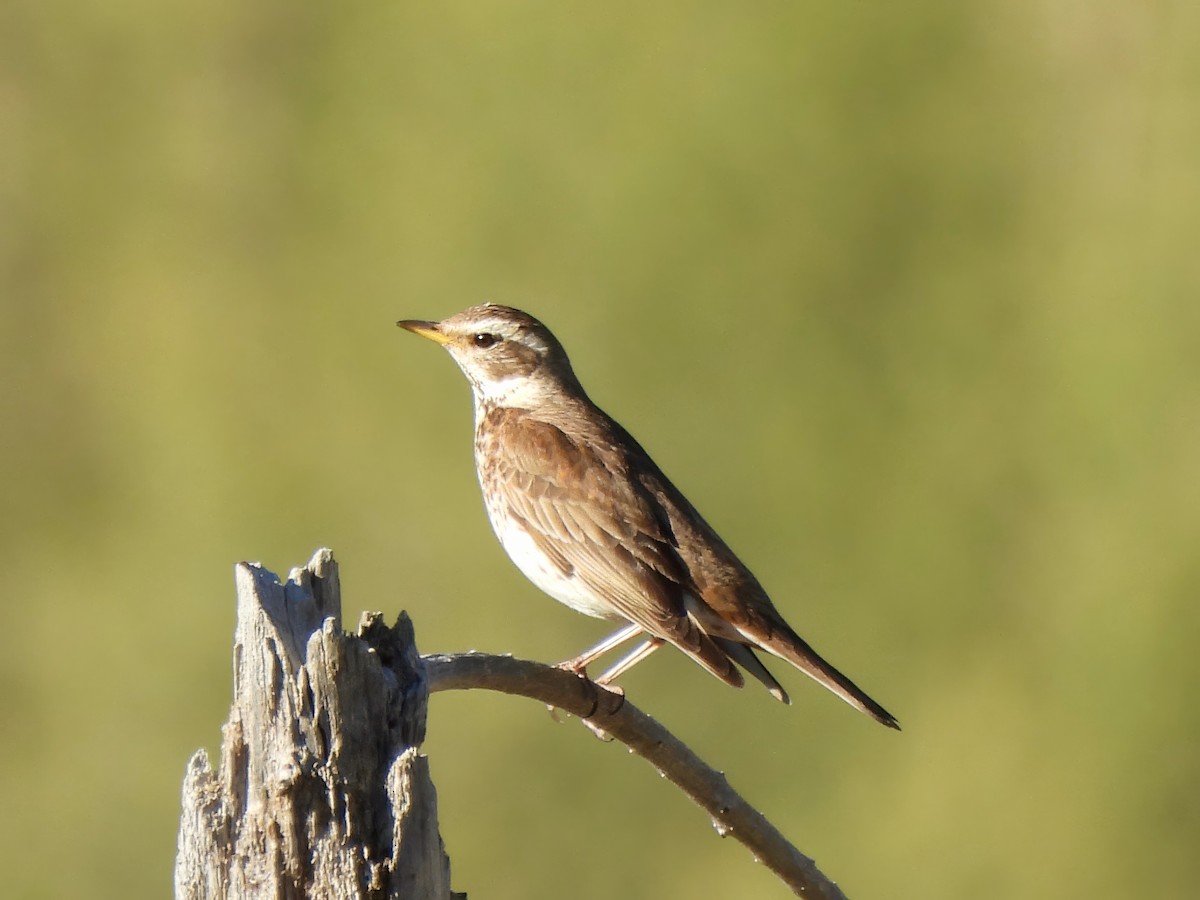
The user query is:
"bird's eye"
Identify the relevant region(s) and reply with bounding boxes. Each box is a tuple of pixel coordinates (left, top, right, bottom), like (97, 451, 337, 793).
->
(472, 333, 499, 348)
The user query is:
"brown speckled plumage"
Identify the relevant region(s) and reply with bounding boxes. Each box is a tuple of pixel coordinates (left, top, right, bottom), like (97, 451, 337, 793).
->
(398, 304, 899, 729)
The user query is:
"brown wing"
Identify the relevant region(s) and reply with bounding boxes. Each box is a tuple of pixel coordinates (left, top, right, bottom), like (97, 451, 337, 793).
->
(619, 426, 900, 728)
(483, 408, 743, 688)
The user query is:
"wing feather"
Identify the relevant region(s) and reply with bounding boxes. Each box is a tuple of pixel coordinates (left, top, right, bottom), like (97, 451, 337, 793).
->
(486, 409, 741, 687)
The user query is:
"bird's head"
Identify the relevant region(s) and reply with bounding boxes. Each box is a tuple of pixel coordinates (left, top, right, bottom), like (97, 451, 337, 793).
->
(398, 304, 582, 410)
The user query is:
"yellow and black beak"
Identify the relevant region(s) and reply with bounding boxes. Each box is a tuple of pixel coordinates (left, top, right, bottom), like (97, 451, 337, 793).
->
(396, 319, 453, 345)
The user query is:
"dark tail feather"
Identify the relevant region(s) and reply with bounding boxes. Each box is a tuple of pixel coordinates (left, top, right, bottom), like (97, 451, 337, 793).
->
(667, 619, 746, 690)
(767, 631, 900, 730)
(715, 638, 790, 704)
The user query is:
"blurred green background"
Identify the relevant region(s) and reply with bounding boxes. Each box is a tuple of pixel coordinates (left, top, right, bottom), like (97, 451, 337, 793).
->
(3, 1, 1198, 897)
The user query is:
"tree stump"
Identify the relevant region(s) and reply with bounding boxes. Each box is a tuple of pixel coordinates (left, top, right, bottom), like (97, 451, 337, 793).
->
(174, 549, 457, 899)
(175, 548, 856, 898)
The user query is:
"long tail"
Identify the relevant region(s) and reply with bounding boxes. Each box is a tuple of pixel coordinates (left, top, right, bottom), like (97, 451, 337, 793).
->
(763, 630, 900, 730)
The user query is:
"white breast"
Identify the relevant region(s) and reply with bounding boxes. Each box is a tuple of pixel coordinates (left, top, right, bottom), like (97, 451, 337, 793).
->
(483, 492, 619, 621)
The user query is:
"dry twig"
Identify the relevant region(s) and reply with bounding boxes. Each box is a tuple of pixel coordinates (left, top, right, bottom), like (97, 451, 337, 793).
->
(424, 652, 849, 900)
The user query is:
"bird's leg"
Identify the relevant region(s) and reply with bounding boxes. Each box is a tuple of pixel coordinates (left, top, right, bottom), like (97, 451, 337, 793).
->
(557, 623, 643, 677)
(577, 639, 665, 734)
(577, 638, 665, 739)
(595, 638, 665, 688)
(550, 624, 645, 730)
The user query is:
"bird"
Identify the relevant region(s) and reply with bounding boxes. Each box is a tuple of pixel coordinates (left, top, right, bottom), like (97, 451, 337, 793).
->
(398, 304, 899, 729)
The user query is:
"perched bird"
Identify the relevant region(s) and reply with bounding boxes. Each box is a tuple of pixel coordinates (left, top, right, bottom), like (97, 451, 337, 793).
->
(398, 304, 899, 729)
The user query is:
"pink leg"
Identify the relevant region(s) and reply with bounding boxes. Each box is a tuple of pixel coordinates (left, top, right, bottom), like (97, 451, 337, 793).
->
(558, 623, 643, 676)
(596, 637, 666, 686)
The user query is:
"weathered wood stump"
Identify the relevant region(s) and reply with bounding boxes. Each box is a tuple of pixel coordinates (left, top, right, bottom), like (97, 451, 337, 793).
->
(174, 549, 456, 899)
(175, 548, 854, 899)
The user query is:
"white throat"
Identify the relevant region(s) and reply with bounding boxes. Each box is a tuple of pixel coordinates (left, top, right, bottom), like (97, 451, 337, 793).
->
(468, 372, 555, 421)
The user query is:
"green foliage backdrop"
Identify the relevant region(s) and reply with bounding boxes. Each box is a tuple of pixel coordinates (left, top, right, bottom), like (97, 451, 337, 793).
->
(3, 2, 1198, 897)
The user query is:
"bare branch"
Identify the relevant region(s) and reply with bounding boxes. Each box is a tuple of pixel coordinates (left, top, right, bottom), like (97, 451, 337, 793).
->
(423, 652, 850, 900)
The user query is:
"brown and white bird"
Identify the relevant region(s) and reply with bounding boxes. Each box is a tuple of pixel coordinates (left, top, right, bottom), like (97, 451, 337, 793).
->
(398, 304, 899, 729)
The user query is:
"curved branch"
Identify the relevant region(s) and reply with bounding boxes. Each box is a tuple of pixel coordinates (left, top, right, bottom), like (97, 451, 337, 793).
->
(422, 652, 850, 900)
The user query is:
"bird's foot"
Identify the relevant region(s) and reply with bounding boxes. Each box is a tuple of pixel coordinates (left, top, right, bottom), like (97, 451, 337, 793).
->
(553, 657, 592, 679)
(543, 665, 626, 728)
(545, 661, 599, 720)
(592, 679, 626, 709)
(578, 682, 624, 740)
